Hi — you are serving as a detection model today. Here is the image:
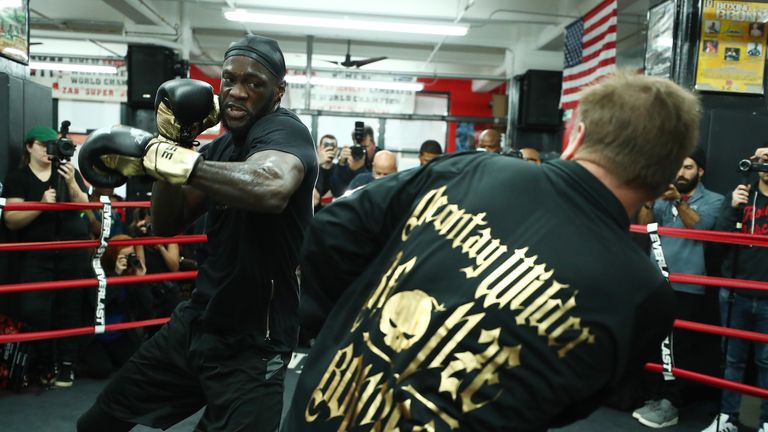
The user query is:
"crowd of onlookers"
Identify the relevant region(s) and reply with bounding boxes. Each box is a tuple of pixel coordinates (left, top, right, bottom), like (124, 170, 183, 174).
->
(0, 126, 188, 390)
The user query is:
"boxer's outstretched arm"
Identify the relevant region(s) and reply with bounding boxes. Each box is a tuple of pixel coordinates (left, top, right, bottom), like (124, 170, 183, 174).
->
(188, 149, 304, 214)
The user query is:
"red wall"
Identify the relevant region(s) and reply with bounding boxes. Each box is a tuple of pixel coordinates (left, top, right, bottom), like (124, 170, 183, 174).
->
(418, 78, 506, 152)
(189, 64, 220, 93)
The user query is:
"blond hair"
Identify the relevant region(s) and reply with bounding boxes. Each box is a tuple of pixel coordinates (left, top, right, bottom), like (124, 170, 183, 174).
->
(574, 71, 701, 195)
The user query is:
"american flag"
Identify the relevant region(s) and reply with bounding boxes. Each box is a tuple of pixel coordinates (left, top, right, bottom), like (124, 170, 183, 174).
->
(559, 0, 617, 110)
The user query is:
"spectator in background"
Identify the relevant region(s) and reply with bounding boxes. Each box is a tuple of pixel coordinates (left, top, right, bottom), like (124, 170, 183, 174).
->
(79, 234, 152, 379)
(477, 128, 502, 153)
(521, 147, 542, 165)
(2, 126, 91, 389)
(634, 148, 724, 428)
(703, 147, 768, 432)
(314, 134, 340, 210)
(128, 208, 181, 325)
(348, 150, 398, 190)
(82, 187, 124, 239)
(331, 125, 380, 193)
(418, 140, 443, 166)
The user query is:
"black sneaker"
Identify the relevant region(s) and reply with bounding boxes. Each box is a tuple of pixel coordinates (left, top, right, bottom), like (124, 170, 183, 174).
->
(53, 362, 74, 388)
(38, 365, 57, 387)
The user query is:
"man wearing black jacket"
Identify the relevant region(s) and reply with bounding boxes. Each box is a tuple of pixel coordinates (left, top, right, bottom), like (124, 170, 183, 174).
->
(703, 149, 768, 432)
(284, 72, 701, 431)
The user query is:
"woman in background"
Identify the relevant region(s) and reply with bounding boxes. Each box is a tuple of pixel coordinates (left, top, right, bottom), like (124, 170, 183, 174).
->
(79, 234, 152, 379)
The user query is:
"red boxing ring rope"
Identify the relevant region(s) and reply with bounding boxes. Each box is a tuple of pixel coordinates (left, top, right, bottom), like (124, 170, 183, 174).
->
(645, 363, 768, 399)
(0, 235, 208, 252)
(669, 273, 768, 292)
(0, 318, 170, 344)
(675, 319, 768, 344)
(2, 201, 150, 211)
(0, 271, 198, 294)
(630, 223, 768, 247)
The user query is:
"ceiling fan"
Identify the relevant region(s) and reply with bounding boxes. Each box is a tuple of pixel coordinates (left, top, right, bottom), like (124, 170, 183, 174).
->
(326, 40, 387, 68)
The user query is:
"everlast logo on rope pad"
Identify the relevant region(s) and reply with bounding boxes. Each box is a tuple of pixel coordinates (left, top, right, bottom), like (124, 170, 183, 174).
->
(306, 185, 596, 430)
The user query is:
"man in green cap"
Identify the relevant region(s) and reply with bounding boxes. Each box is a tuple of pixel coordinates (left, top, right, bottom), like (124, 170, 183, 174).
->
(2, 125, 90, 389)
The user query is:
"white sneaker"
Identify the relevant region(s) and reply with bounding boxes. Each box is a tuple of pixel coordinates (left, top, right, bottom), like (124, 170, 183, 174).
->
(758, 422, 768, 432)
(701, 413, 738, 432)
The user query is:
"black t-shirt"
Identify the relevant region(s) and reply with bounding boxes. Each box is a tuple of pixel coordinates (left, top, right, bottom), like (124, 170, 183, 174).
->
(284, 153, 673, 431)
(316, 164, 336, 197)
(715, 185, 768, 298)
(191, 107, 318, 353)
(3, 165, 89, 241)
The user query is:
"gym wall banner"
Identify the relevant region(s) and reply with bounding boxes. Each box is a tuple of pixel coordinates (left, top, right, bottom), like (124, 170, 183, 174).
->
(694, 0, 768, 94)
(284, 71, 417, 114)
(29, 56, 128, 103)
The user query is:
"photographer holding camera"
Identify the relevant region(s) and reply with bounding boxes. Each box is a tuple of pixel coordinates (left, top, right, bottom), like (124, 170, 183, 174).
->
(314, 134, 342, 210)
(79, 234, 151, 380)
(704, 148, 768, 432)
(1, 126, 90, 389)
(330, 123, 380, 194)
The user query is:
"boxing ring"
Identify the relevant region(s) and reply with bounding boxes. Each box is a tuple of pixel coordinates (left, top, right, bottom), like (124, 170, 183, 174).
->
(1, 199, 768, 402)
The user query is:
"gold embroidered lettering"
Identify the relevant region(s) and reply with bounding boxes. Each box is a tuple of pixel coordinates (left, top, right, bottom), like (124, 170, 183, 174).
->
(439, 328, 501, 399)
(379, 399, 412, 432)
(402, 186, 447, 241)
(528, 292, 578, 337)
(435, 204, 467, 236)
(506, 266, 554, 310)
(516, 281, 569, 325)
(306, 343, 355, 421)
(451, 212, 487, 249)
(555, 324, 596, 358)
(402, 385, 460, 430)
(474, 248, 529, 306)
(460, 237, 507, 279)
(460, 344, 521, 412)
(399, 302, 484, 382)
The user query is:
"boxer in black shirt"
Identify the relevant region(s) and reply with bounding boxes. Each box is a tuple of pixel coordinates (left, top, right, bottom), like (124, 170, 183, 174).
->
(77, 35, 317, 432)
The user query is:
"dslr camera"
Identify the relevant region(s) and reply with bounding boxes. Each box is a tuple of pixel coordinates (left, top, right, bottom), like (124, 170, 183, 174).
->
(126, 252, 141, 270)
(46, 120, 75, 162)
(351, 121, 366, 161)
(738, 158, 768, 173)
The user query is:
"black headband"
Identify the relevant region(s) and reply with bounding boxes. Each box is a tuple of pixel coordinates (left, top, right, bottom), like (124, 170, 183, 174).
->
(224, 35, 286, 79)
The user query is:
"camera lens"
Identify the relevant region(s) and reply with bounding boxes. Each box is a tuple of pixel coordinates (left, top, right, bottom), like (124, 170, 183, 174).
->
(738, 159, 753, 173)
(59, 139, 76, 158)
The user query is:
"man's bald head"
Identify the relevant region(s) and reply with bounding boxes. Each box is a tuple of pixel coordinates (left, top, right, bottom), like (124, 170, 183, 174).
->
(372, 150, 398, 179)
(478, 129, 501, 153)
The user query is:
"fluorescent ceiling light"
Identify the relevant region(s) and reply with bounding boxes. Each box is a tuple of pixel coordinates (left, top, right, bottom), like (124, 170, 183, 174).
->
(29, 62, 118, 74)
(0, 0, 22, 9)
(285, 75, 424, 91)
(224, 10, 468, 37)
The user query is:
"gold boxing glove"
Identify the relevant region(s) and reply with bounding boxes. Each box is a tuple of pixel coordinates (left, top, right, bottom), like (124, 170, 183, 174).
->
(156, 98, 220, 147)
(155, 79, 221, 147)
(143, 137, 201, 185)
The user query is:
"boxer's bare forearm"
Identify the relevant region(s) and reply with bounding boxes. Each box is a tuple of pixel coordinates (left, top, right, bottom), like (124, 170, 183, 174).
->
(151, 181, 207, 236)
(188, 151, 303, 214)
